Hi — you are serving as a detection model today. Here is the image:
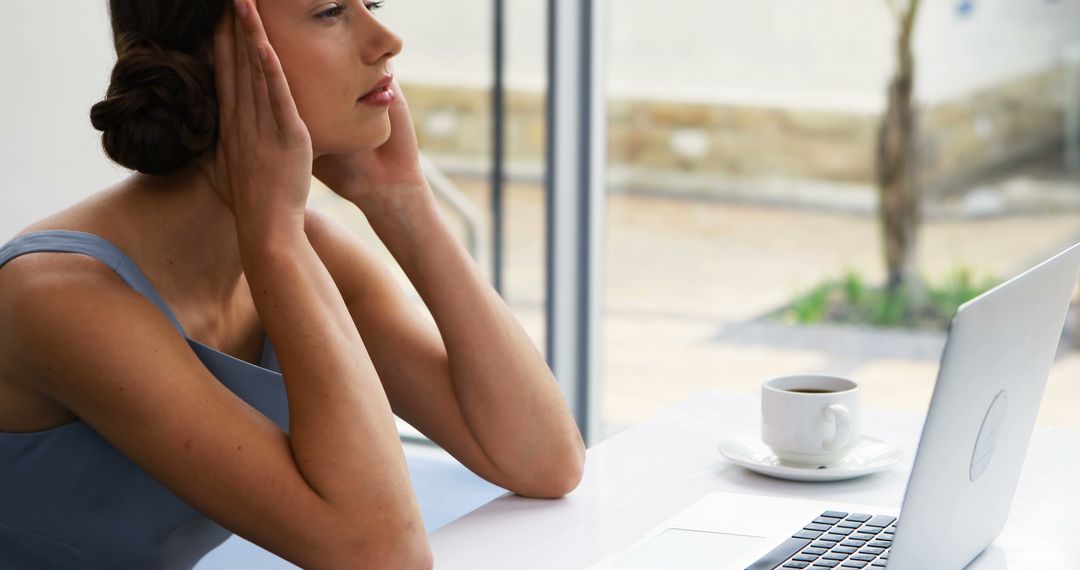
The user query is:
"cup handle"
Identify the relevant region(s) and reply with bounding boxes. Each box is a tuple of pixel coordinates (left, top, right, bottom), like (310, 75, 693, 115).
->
(823, 404, 852, 451)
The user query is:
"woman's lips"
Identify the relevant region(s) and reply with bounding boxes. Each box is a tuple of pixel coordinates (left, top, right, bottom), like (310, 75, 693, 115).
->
(358, 74, 395, 106)
(358, 86, 396, 106)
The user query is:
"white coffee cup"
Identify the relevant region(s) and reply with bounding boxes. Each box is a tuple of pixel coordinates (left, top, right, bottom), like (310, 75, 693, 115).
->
(761, 374, 862, 466)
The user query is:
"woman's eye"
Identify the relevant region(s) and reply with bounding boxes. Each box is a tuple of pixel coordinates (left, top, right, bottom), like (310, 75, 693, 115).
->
(316, 2, 382, 20)
(316, 5, 346, 19)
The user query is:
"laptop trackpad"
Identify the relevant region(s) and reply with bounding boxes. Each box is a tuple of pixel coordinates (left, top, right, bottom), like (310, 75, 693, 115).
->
(614, 528, 764, 569)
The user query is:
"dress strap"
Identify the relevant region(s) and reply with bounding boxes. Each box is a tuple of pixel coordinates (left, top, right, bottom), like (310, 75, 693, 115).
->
(0, 230, 186, 336)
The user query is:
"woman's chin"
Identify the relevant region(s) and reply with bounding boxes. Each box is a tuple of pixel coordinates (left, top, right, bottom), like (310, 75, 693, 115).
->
(317, 131, 390, 155)
(372, 114, 393, 144)
(350, 116, 392, 149)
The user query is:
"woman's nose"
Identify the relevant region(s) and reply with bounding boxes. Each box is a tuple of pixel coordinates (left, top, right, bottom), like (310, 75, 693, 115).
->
(360, 18, 404, 65)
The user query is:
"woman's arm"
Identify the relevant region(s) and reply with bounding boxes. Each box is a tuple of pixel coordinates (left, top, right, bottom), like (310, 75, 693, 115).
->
(309, 70, 584, 496)
(215, 2, 431, 565)
(239, 228, 431, 565)
(342, 184, 586, 497)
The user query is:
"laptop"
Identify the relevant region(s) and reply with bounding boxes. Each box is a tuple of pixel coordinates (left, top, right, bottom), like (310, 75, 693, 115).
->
(589, 241, 1080, 570)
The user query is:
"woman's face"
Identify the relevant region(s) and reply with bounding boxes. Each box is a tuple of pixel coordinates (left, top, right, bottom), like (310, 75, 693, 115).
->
(254, 0, 403, 157)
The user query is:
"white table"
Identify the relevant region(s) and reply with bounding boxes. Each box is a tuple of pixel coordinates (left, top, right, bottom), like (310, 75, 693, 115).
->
(430, 391, 1080, 569)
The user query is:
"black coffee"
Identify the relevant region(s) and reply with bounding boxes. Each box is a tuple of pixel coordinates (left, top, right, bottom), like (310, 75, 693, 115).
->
(788, 388, 835, 394)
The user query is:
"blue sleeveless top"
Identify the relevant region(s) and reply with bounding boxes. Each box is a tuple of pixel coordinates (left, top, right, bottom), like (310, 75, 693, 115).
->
(0, 230, 291, 569)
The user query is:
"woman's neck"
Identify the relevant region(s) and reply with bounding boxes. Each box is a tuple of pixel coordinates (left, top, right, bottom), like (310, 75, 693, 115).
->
(117, 161, 248, 311)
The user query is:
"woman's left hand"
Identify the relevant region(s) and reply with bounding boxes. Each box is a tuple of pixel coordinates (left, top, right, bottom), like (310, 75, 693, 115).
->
(312, 79, 429, 209)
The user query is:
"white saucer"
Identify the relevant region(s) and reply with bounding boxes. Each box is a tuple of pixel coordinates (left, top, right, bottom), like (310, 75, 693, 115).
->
(719, 433, 903, 482)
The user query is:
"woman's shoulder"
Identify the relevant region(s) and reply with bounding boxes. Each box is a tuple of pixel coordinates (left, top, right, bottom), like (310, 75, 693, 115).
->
(2, 190, 142, 293)
(1, 188, 137, 314)
(9, 187, 129, 242)
(0, 225, 139, 433)
(0, 228, 130, 327)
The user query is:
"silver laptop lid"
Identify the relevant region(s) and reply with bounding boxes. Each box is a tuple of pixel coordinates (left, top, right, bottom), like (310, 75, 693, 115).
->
(888, 243, 1080, 569)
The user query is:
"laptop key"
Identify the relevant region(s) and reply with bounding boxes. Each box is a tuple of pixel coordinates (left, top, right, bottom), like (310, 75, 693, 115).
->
(812, 541, 837, 549)
(828, 527, 854, 536)
(860, 547, 885, 555)
(852, 533, 877, 541)
(804, 548, 828, 556)
(822, 511, 849, 518)
(782, 563, 809, 569)
(865, 516, 897, 528)
(840, 562, 868, 568)
(849, 554, 875, 562)
(794, 554, 820, 562)
(831, 546, 857, 554)
(744, 538, 812, 570)
(805, 523, 833, 532)
(823, 533, 848, 542)
(839, 540, 866, 548)
(812, 561, 839, 568)
(855, 526, 880, 535)
(836, 520, 861, 529)
(871, 562, 887, 567)
(868, 541, 891, 548)
(846, 514, 872, 523)
(794, 530, 824, 540)
(814, 517, 842, 525)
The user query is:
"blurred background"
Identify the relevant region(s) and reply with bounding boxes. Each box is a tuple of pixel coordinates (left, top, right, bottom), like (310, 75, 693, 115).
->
(364, 0, 1080, 440)
(3, 1, 1080, 562)
(3, 0, 1080, 470)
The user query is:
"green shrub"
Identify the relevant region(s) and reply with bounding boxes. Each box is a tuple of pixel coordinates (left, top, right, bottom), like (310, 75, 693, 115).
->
(786, 282, 832, 324)
(778, 267, 997, 330)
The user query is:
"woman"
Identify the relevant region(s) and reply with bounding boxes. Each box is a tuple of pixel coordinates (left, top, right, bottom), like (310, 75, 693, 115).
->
(0, 0, 585, 567)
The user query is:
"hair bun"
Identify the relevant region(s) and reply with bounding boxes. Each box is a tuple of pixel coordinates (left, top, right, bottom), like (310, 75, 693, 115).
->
(90, 33, 218, 175)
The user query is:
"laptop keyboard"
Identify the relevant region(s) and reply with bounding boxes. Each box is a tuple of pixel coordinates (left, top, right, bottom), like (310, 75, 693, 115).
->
(745, 511, 897, 569)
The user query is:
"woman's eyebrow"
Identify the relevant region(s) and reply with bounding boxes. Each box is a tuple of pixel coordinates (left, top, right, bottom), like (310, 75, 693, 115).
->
(291, 0, 330, 14)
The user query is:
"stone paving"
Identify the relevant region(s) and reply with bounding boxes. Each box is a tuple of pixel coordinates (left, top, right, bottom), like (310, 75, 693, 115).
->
(310, 166, 1080, 441)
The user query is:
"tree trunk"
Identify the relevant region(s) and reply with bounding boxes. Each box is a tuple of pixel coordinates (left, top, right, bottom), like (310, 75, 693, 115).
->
(876, 0, 922, 292)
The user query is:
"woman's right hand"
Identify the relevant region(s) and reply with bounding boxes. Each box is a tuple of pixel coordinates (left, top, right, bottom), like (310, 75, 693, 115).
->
(211, 0, 312, 238)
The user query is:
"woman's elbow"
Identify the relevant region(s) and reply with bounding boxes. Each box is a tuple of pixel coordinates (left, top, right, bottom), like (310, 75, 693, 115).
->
(547, 460, 586, 498)
(518, 443, 586, 499)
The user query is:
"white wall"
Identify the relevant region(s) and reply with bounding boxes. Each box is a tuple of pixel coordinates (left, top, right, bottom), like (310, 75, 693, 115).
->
(918, 0, 1080, 103)
(0, 1, 126, 238)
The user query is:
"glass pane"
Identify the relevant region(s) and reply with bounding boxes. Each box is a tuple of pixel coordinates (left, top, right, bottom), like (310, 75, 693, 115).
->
(600, 0, 1080, 440)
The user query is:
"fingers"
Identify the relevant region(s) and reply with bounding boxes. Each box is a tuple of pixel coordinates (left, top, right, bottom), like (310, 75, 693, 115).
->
(255, 40, 306, 137)
(232, 0, 256, 126)
(212, 5, 236, 128)
(232, 0, 304, 137)
(376, 79, 420, 155)
(235, 0, 272, 128)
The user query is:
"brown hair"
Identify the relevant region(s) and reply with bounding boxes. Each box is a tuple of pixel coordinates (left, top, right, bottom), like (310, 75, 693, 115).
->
(90, 1, 228, 176)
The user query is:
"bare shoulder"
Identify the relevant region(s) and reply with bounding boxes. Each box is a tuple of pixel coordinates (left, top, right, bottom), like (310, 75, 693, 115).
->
(0, 253, 120, 429)
(0, 251, 128, 380)
(0, 245, 118, 303)
(9, 184, 127, 239)
(0, 250, 121, 326)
